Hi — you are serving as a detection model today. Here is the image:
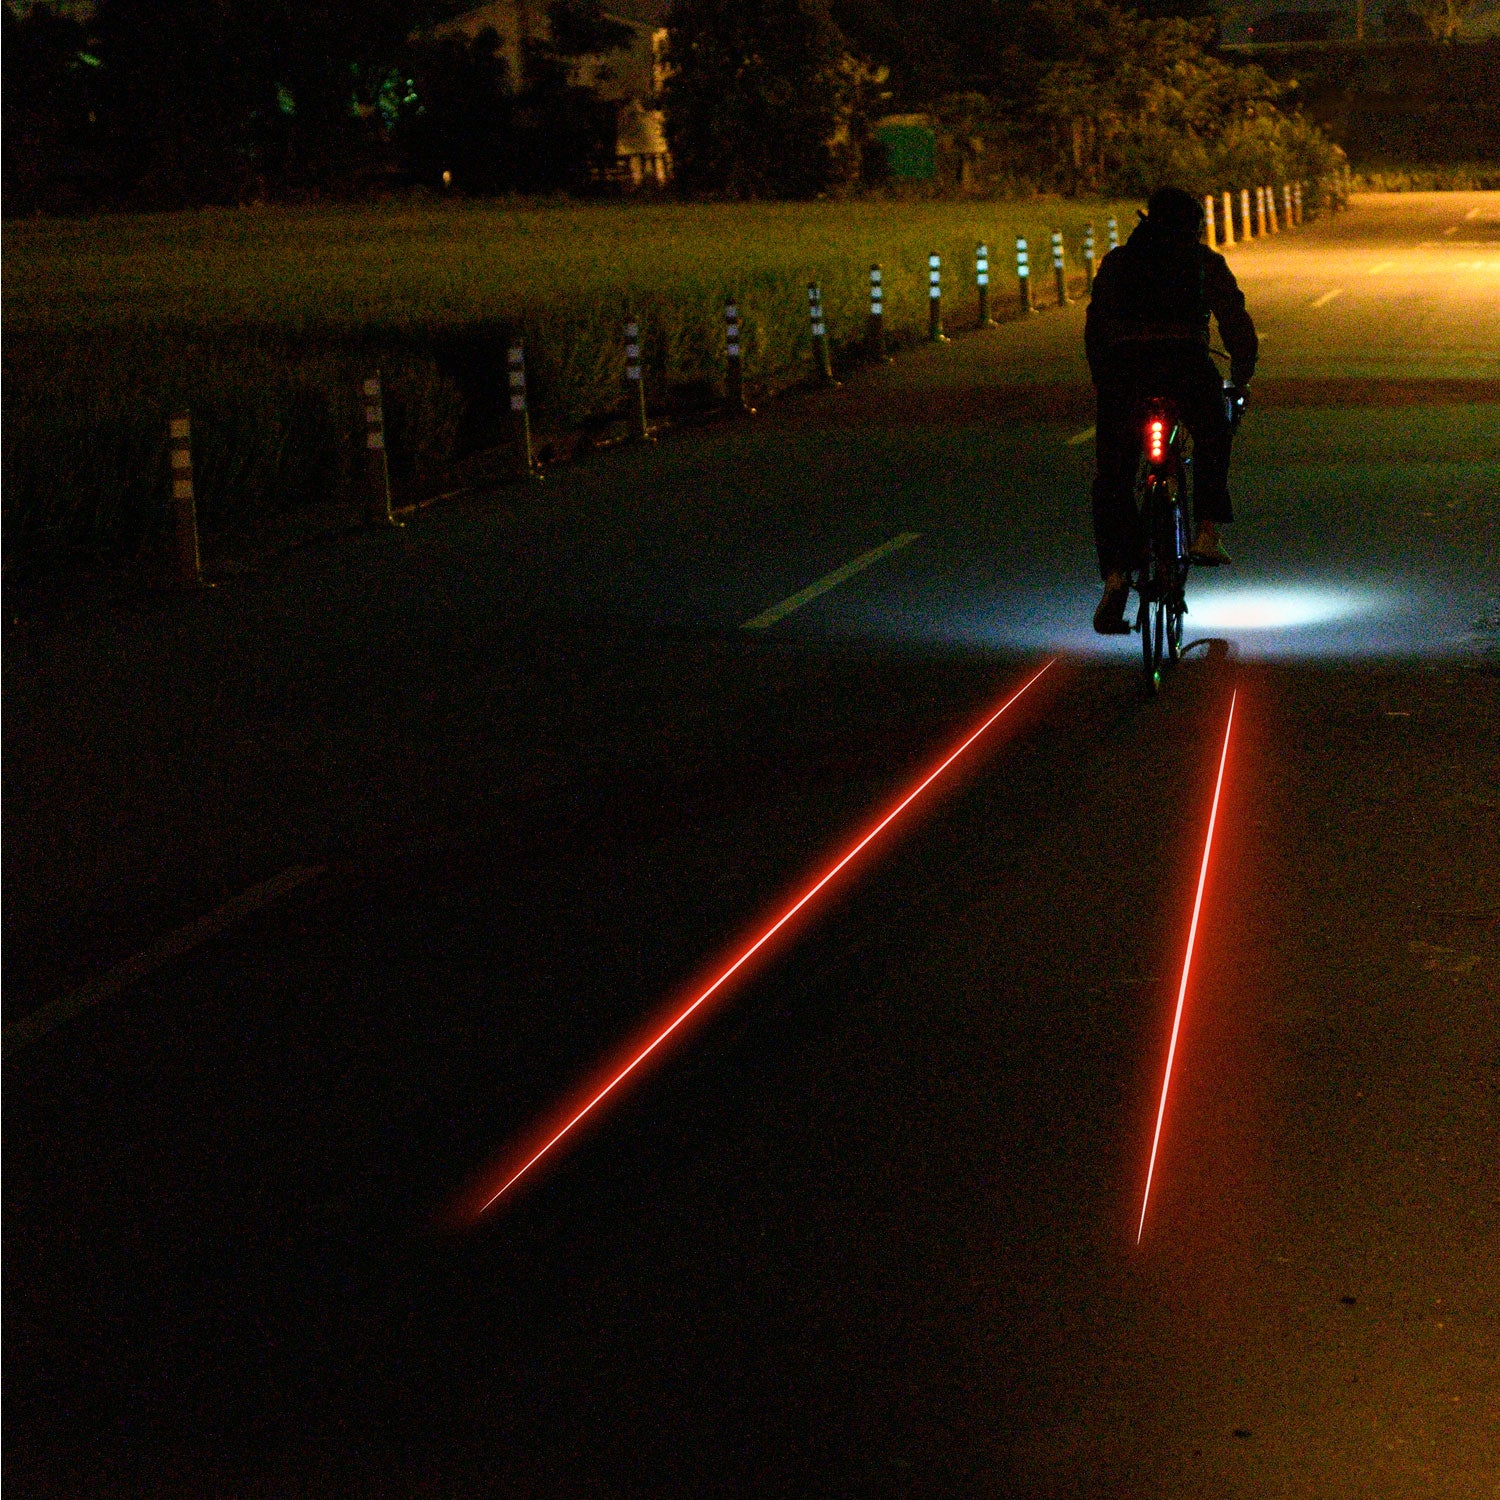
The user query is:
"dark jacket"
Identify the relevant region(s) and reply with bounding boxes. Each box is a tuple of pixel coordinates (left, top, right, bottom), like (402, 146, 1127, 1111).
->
(1085, 217, 1258, 386)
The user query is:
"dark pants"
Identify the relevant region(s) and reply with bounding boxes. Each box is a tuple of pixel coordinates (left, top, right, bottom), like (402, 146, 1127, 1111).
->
(1091, 344, 1233, 580)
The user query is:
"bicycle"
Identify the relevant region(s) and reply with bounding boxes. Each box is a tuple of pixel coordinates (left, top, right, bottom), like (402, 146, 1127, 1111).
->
(1132, 399, 1190, 696)
(1132, 381, 1247, 696)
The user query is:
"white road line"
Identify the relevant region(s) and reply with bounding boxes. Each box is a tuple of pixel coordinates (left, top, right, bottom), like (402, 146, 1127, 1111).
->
(1310, 288, 1344, 307)
(1368, 261, 1394, 274)
(2, 865, 325, 1058)
(1066, 425, 1096, 446)
(742, 533, 920, 630)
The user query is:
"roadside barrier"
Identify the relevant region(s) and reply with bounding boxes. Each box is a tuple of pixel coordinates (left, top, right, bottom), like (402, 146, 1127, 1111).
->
(808, 282, 838, 384)
(866, 264, 888, 362)
(137, 184, 1360, 553)
(167, 409, 203, 586)
(928, 252, 948, 341)
(724, 297, 753, 414)
(508, 343, 538, 478)
(360, 373, 399, 526)
(625, 319, 652, 441)
(1051, 230, 1072, 306)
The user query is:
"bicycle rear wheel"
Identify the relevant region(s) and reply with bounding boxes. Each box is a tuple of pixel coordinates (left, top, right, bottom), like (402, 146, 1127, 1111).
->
(1165, 597, 1183, 662)
(1140, 590, 1159, 694)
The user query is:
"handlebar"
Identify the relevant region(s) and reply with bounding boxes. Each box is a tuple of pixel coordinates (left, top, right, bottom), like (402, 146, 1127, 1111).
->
(1223, 382, 1249, 432)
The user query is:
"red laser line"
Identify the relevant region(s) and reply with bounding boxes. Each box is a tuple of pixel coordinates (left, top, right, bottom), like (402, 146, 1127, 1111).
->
(1137, 688, 1237, 1245)
(472, 656, 1058, 1217)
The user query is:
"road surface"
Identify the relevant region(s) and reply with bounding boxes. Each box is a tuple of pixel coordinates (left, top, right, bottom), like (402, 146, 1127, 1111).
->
(5, 193, 1498, 1497)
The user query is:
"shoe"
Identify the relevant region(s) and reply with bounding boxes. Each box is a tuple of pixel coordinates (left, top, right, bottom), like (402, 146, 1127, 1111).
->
(1093, 574, 1132, 634)
(1189, 525, 1232, 566)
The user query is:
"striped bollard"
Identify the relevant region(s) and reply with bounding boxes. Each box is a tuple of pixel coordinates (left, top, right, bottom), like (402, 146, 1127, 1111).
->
(976, 243, 994, 327)
(167, 409, 203, 587)
(1016, 237, 1034, 313)
(866, 264, 888, 362)
(927, 253, 947, 341)
(1107, 216, 1120, 250)
(360, 374, 399, 526)
(1083, 223, 1096, 292)
(1241, 188, 1253, 239)
(508, 343, 537, 479)
(1204, 194, 1217, 250)
(1221, 190, 1235, 247)
(1267, 185, 1280, 233)
(1051, 230, 1071, 306)
(807, 282, 837, 385)
(625, 319, 652, 442)
(1293, 181, 1304, 224)
(1283, 183, 1294, 230)
(1254, 187, 1266, 238)
(725, 297, 752, 414)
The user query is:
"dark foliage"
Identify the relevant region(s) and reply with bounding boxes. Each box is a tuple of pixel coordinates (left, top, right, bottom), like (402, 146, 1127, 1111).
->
(664, 0, 864, 197)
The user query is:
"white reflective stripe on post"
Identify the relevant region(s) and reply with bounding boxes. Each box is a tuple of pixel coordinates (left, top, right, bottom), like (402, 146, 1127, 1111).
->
(626, 320, 641, 378)
(366, 432, 384, 449)
(362, 378, 380, 398)
(169, 417, 190, 440)
(171, 448, 192, 469)
(508, 345, 527, 412)
(172, 479, 194, 498)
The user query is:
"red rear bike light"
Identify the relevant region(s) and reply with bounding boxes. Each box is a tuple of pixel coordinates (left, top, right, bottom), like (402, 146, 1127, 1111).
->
(1147, 418, 1165, 461)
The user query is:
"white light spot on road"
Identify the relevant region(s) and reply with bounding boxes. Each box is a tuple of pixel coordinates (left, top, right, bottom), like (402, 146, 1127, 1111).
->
(1186, 586, 1381, 632)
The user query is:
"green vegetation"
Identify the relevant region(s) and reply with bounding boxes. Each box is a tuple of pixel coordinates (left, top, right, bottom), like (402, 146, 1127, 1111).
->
(4, 196, 1144, 575)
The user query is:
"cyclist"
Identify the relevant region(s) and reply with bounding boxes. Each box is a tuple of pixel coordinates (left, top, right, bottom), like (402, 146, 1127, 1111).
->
(1085, 186, 1258, 634)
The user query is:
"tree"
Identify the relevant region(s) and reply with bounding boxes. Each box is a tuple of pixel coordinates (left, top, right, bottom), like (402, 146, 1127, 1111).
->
(1027, 0, 1339, 194)
(1406, 0, 1480, 38)
(2, 1, 101, 210)
(664, 0, 865, 197)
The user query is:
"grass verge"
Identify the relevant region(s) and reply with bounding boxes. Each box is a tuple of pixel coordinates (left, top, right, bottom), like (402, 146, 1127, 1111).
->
(4, 197, 1142, 579)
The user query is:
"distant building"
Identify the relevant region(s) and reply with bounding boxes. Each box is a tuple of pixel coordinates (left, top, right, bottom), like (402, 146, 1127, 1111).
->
(431, 0, 671, 186)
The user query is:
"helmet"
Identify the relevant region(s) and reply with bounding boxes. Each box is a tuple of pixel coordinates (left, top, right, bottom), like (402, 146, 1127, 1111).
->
(1145, 186, 1206, 239)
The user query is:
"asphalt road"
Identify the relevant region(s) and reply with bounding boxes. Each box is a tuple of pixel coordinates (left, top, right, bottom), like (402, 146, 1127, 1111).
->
(5, 193, 1498, 1497)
